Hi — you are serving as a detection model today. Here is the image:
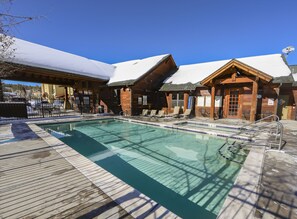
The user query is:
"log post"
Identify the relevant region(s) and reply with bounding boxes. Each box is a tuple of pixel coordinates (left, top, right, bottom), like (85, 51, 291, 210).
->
(210, 85, 216, 120)
(250, 78, 259, 122)
(184, 92, 189, 111)
(64, 87, 71, 109)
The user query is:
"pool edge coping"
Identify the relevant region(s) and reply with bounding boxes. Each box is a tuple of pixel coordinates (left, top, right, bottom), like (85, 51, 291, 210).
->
(28, 122, 180, 219)
(216, 133, 268, 219)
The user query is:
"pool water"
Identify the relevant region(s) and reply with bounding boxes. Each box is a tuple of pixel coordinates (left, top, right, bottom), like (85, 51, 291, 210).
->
(41, 119, 246, 219)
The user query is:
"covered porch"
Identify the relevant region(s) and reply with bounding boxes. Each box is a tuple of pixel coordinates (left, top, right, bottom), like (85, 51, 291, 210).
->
(200, 59, 276, 122)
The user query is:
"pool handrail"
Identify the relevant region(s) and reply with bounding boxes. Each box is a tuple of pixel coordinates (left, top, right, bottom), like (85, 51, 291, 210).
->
(225, 114, 282, 151)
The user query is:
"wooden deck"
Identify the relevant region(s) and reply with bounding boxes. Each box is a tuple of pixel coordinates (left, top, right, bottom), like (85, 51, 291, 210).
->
(0, 137, 132, 218)
(0, 122, 178, 219)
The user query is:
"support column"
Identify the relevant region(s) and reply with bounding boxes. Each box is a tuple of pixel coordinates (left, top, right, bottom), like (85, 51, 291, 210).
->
(166, 93, 172, 114)
(184, 92, 189, 111)
(64, 87, 71, 109)
(250, 79, 259, 122)
(273, 86, 280, 117)
(210, 85, 216, 120)
(0, 79, 3, 102)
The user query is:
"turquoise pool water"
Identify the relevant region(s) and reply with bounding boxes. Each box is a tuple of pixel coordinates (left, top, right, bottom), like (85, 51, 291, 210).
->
(41, 119, 246, 219)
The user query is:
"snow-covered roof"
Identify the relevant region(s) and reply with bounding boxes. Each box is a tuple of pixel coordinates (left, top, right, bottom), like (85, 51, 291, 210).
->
(2, 36, 114, 80)
(293, 73, 297, 81)
(108, 54, 170, 85)
(165, 60, 229, 85)
(165, 54, 291, 85)
(237, 54, 291, 78)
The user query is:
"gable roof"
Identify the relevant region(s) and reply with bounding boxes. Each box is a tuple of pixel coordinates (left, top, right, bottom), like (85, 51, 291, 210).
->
(201, 59, 274, 85)
(108, 54, 170, 86)
(161, 54, 291, 91)
(1, 36, 114, 81)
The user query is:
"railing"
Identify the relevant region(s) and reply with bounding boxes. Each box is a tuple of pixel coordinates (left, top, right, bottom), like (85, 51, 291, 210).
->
(269, 121, 283, 151)
(0, 102, 27, 119)
(218, 114, 283, 163)
(0, 101, 75, 120)
(225, 115, 280, 147)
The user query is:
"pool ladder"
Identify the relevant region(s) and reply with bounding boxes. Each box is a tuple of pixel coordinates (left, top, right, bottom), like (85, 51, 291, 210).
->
(218, 115, 284, 163)
(218, 142, 247, 164)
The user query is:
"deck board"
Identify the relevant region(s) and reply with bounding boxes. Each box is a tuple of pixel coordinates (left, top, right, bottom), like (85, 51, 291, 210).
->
(0, 138, 133, 219)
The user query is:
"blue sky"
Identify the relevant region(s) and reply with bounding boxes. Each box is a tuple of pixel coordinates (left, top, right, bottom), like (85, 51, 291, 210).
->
(3, 0, 297, 85)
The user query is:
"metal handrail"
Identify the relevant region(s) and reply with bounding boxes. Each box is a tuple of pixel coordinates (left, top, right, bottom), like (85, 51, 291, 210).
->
(224, 114, 282, 151)
(254, 114, 279, 123)
(226, 114, 279, 143)
(218, 115, 283, 164)
(272, 121, 283, 150)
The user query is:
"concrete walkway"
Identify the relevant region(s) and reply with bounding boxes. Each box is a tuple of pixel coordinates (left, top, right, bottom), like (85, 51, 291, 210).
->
(254, 120, 297, 219)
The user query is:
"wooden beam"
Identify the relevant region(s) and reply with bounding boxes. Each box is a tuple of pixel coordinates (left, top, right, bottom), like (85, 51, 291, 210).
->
(232, 72, 236, 82)
(216, 77, 254, 85)
(210, 85, 216, 120)
(250, 80, 259, 122)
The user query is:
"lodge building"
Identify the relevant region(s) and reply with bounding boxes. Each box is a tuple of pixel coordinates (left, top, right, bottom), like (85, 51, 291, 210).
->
(160, 54, 297, 121)
(1, 36, 297, 121)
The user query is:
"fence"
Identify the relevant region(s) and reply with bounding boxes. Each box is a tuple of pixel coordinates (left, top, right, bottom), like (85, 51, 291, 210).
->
(0, 102, 76, 119)
(0, 102, 28, 118)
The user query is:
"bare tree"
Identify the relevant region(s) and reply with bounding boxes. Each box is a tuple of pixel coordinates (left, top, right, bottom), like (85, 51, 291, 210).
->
(0, 0, 33, 100)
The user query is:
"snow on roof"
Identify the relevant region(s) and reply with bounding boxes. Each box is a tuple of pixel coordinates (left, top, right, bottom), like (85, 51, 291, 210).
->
(237, 54, 291, 78)
(165, 54, 291, 85)
(165, 60, 229, 84)
(292, 73, 297, 82)
(108, 54, 170, 84)
(3, 36, 114, 80)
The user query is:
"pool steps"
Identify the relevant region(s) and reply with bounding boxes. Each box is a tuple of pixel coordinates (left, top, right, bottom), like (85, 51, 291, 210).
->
(119, 118, 253, 142)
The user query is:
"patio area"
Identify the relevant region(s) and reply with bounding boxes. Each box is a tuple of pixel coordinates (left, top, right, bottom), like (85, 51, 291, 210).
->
(0, 116, 296, 218)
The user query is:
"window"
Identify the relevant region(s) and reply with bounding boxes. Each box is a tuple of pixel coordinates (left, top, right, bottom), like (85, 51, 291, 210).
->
(113, 89, 120, 104)
(172, 92, 184, 107)
(197, 96, 222, 107)
(143, 95, 147, 105)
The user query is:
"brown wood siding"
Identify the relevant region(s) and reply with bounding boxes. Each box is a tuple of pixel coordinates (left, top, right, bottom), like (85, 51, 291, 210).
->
(279, 86, 296, 120)
(259, 86, 278, 118)
(99, 88, 121, 114)
(121, 88, 132, 115)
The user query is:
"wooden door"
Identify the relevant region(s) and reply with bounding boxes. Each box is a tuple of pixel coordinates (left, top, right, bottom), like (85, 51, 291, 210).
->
(224, 88, 242, 119)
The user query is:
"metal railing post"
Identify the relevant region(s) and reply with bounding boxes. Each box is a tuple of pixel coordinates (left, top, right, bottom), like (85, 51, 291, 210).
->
(41, 100, 44, 118)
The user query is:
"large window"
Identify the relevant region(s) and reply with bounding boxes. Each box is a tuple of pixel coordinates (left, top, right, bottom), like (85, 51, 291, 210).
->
(172, 92, 184, 107)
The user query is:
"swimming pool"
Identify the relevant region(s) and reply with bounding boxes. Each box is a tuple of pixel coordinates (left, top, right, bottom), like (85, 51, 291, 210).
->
(41, 119, 247, 219)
